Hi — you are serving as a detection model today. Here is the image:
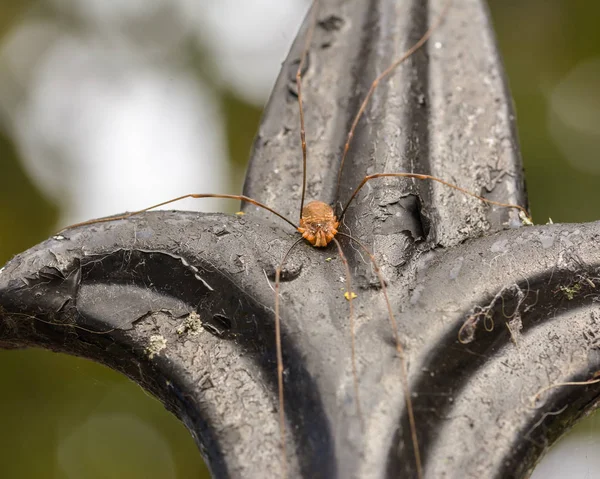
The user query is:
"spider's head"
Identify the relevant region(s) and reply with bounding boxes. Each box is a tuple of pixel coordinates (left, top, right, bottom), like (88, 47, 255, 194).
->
(297, 201, 339, 247)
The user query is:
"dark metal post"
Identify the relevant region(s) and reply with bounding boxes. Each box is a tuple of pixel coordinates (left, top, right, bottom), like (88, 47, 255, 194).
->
(2, 1, 600, 477)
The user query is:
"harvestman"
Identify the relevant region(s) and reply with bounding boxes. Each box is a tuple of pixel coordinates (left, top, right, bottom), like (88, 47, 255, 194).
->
(63, 0, 531, 477)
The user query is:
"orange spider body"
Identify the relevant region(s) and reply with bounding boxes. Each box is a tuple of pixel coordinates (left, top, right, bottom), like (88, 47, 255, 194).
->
(297, 201, 339, 247)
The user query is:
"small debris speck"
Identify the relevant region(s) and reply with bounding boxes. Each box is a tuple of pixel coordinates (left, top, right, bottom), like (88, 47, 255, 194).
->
(235, 211, 245, 216)
(560, 283, 581, 301)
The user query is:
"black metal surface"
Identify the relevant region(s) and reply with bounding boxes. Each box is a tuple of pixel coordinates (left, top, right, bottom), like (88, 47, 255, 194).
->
(1, 0, 599, 478)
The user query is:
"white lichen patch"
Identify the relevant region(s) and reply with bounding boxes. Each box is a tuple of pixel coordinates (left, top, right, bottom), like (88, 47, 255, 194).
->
(519, 210, 534, 226)
(146, 335, 167, 359)
(176, 312, 203, 337)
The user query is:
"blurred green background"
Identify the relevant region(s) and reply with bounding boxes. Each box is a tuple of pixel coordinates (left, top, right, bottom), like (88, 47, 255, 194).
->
(0, 1, 599, 478)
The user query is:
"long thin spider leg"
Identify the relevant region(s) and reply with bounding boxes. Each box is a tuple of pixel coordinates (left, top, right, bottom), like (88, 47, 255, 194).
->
(274, 236, 305, 479)
(339, 173, 531, 223)
(60, 194, 298, 232)
(297, 0, 320, 222)
(331, 237, 363, 428)
(529, 375, 600, 408)
(337, 232, 423, 479)
(9, 312, 117, 335)
(335, 0, 453, 204)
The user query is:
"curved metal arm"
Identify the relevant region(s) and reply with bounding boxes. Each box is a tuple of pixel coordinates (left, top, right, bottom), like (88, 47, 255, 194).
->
(2, 1, 599, 478)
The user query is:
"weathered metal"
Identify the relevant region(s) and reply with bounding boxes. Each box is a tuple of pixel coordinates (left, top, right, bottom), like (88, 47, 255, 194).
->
(2, 1, 599, 478)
